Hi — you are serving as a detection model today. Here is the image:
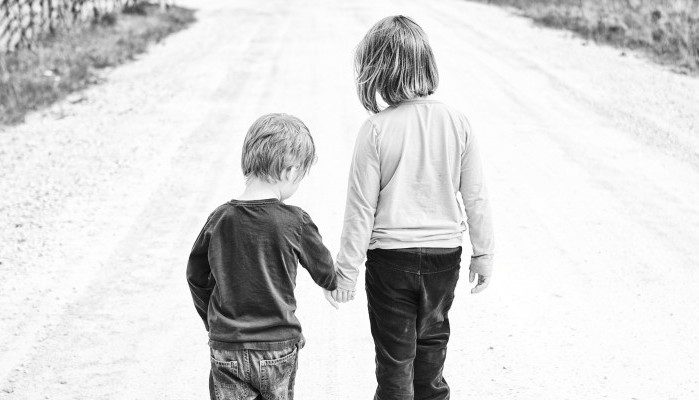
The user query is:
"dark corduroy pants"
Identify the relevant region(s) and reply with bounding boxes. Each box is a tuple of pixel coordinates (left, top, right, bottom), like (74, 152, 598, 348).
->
(365, 247, 462, 400)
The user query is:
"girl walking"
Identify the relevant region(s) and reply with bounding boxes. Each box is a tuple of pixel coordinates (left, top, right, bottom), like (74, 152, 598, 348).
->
(330, 15, 495, 400)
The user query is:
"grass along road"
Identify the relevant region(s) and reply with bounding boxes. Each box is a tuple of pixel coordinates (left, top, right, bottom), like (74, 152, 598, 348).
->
(0, 3, 195, 126)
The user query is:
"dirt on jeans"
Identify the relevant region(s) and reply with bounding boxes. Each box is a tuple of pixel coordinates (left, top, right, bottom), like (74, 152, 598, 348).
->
(1, 0, 698, 399)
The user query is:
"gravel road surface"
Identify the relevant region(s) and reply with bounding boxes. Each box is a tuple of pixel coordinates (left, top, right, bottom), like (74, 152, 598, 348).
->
(1, 0, 698, 399)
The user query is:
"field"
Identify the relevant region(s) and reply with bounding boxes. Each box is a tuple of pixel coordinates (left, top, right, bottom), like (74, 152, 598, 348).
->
(474, 0, 699, 72)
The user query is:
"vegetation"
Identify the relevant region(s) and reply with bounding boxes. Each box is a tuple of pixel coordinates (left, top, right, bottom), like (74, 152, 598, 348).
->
(473, 0, 699, 73)
(0, 3, 195, 126)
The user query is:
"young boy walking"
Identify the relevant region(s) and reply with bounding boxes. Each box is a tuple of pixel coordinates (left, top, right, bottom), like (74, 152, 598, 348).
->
(186, 113, 338, 400)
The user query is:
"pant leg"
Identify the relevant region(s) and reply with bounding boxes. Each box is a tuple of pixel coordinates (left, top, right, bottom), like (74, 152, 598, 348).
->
(366, 258, 419, 400)
(210, 370, 215, 400)
(414, 252, 461, 400)
(253, 345, 299, 400)
(288, 347, 299, 400)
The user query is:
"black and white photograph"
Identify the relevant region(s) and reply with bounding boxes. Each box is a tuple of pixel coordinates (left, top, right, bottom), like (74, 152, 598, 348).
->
(1, 0, 698, 399)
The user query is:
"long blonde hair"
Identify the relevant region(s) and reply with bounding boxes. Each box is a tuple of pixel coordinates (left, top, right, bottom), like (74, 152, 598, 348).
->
(355, 16, 439, 114)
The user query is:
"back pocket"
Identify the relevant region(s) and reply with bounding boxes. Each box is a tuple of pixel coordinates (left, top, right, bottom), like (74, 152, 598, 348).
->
(260, 347, 298, 399)
(210, 354, 239, 388)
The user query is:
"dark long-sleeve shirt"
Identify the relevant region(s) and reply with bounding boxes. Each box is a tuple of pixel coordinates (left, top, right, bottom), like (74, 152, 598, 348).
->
(186, 198, 337, 350)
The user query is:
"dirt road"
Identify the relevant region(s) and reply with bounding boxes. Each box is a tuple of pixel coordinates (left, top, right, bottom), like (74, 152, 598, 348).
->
(1, 0, 698, 398)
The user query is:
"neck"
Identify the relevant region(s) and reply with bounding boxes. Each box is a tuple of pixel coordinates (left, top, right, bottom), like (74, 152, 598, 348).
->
(237, 178, 282, 201)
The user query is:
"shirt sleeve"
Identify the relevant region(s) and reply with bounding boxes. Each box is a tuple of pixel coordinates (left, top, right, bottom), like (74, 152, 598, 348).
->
(186, 214, 216, 331)
(459, 120, 495, 276)
(335, 120, 381, 290)
(297, 212, 337, 291)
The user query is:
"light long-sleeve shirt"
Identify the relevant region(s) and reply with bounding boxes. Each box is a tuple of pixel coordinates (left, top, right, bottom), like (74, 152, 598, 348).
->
(335, 97, 494, 290)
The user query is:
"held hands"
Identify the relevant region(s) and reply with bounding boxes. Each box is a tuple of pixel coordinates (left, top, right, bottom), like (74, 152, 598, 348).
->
(332, 288, 356, 303)
(323, 288, 356, 309)
(323, 290, 339, 309)
(469, 270, 491, 294)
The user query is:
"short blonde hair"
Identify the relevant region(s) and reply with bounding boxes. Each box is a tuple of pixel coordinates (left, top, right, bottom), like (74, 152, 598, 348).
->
(241, 113, 316, 182)
(355, 15, 439, 114)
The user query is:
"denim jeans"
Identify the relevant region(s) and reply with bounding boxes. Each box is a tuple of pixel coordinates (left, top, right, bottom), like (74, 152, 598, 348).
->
(365, 247, 462, 400)
(209, 345, 299, 400)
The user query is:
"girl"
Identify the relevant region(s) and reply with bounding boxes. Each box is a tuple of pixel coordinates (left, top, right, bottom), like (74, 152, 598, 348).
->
(331, 15, 495, 400)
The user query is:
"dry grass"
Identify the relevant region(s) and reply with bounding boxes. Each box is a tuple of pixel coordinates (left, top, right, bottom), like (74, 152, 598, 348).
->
(0, 3, 195, 126)
(472, 0, 699, 73)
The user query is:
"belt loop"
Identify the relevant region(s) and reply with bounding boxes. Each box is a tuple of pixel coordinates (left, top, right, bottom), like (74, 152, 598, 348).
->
(418, 248, 423, 275)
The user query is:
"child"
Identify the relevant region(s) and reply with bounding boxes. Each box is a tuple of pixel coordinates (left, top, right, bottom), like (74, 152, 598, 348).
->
(186, 113, 339, 400)
(332, 16, 495, 400)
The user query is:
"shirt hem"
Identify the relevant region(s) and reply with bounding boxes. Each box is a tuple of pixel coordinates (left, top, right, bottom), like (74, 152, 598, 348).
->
(368, 236, 464, 250)
(209, 337, 304, 351)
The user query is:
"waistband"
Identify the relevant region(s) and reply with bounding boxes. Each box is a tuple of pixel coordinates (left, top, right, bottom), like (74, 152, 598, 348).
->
(366, 247, 462, 274)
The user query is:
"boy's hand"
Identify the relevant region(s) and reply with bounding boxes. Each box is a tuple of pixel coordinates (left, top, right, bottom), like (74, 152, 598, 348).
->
(324, 290, 339, 309)
(331, 288, 356, 303)
(469, 271, 491, 294)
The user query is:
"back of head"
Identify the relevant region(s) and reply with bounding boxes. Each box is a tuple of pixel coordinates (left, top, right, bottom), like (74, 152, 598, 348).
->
(354, 15, 439, 114)
(241, 113, 316, 182)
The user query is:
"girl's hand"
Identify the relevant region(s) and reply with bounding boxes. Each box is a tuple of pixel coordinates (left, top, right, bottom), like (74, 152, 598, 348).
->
(469, 271, 491, 294)
(331, 288, 356, 303)
(324, 289, 339, 309)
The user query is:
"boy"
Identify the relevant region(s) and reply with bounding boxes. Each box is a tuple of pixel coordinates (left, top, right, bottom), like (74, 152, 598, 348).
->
(186, 113, 338, 400)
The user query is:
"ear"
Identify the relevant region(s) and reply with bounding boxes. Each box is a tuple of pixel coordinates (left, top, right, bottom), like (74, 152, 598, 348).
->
(287, 165, 303, 182)
(281, 166, 297, 182)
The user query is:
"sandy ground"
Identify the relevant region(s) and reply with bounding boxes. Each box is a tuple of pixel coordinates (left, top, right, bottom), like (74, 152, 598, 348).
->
(1, 0, 698, 398)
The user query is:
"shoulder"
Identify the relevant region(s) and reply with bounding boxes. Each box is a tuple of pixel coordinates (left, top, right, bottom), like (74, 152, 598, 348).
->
(277, 205, 322, 241)
(207, 202, 232, 222)
(365, 108, 394, 130)
(351, 118, 381, 149)
(429, 101, 473, 140)
(282, 205, 325, 236)
(208, 202, 309, 235)
(434, 101, 471, 127)
(359, 116, 381, 136)
(372, 100, 470, 127)
(193, 203, 232, 238)
(198, 203, 233, 231)
(276, 203, 313, 226)
(281, 203, 313, 224)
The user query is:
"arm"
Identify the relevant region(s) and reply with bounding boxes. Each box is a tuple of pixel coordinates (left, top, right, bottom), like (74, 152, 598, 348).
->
(335, 120, 381, 291)
(186, 217, 215, 330)
(297, 212, 337, 291)
(459, 121, 495, 279)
